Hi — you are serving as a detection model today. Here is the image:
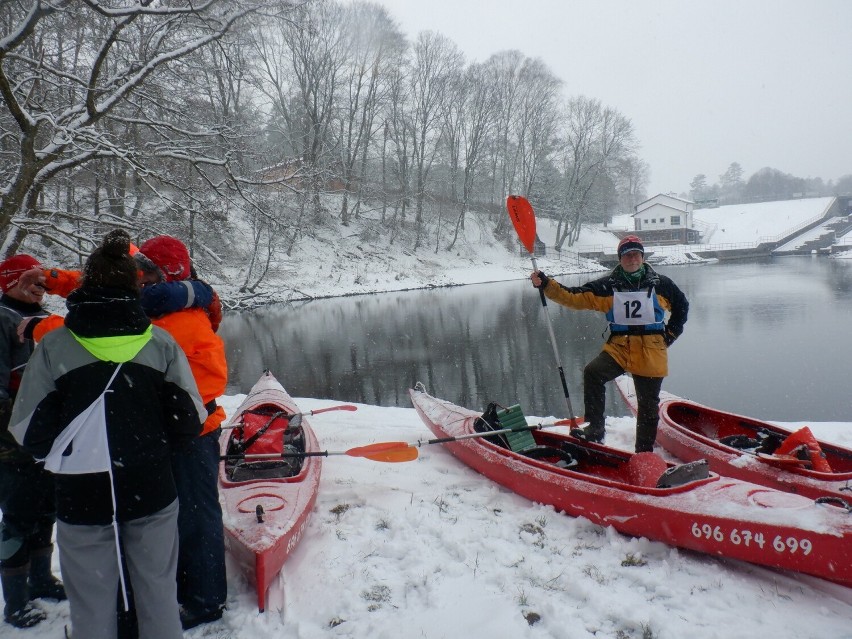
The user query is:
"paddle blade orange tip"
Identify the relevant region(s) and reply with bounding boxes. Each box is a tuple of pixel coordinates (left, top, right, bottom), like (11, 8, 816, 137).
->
(506, 195, 536, 254)
(347, 442, 418, 463)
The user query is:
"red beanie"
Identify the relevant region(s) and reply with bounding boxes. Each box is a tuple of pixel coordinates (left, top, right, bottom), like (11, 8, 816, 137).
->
(617, 235, 644, 258)
(139, 236, 191, 282)
(0, 254, 41, 293)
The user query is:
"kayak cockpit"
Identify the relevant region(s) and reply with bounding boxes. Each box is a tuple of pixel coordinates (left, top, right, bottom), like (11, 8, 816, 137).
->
(223, 404, 306, 482)
(473, 402, 712, 491)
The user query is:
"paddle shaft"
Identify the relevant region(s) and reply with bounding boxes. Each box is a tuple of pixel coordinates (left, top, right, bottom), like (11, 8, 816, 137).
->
(410, 417, 584, 449)
(220, 404, 357, 430)
(507, 195, 578, 428)
(530, 253, 578, 428)
(221, 450, 347, 460)
(221, 441, 417, 463)
(416, 422, 545, 447)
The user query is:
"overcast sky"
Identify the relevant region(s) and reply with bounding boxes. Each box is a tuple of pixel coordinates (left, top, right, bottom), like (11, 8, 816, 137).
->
(370, 0, 852, 196)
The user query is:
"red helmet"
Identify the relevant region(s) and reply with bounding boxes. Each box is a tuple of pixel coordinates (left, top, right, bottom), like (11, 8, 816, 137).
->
(617, 235, 644, 258)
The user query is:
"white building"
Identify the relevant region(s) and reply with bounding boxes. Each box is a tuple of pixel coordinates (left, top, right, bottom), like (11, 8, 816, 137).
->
(632, 194, 700, 244)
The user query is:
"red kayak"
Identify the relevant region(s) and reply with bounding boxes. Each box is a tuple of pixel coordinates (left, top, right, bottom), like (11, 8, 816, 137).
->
(219, 372, 322, 612)
(409, 387, 852, 588)
(616, 375, 852, 504)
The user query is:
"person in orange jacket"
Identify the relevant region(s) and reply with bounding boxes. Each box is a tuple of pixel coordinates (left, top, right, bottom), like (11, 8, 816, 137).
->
(19, 257, 222, 342)
(136, 235, 227, 630)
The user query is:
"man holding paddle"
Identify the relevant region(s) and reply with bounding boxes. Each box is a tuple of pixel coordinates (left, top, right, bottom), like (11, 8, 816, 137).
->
(531, 235, 689, 452)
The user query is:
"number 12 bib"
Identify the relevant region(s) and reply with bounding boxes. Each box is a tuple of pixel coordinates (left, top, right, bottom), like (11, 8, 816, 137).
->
(613, 290, 655, 325)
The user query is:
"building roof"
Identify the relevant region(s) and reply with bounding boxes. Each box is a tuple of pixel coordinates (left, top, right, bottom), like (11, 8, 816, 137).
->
(636, 193, 694, 208)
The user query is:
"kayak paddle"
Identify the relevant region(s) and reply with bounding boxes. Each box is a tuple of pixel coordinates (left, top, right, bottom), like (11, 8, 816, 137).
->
(220, 441, 418, 463)
(506, 194, 579, 427)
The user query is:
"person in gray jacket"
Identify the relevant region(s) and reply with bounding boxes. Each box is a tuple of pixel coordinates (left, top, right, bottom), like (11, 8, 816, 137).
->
(9, 230, 207, 639)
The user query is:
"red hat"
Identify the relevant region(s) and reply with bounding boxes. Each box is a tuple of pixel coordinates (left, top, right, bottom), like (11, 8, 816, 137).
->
(617, 235, 644, 258)
(0, 254, 42, 293)
(138, 235, 191, 282)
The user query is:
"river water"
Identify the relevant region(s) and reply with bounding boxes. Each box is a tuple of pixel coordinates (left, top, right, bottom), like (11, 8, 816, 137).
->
(220, 257, 852, 422)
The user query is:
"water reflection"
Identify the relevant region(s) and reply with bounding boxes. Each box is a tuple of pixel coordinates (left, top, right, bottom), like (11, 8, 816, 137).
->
(221, 258, 852, 422)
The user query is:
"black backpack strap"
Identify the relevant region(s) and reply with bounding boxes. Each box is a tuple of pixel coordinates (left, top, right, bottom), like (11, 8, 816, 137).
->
(233, 410, 288, 454)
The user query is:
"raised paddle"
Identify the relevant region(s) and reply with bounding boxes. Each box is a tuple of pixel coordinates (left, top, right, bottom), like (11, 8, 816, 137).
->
(220, 404, 358, 429)
(220, 441, 418, 463)
(506, 194, 579, 428)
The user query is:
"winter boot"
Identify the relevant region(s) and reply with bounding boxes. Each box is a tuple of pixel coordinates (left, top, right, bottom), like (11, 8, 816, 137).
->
(28, 546, 66, 601)
(1, 565, 47, 628)
(570, 425, 604, 444)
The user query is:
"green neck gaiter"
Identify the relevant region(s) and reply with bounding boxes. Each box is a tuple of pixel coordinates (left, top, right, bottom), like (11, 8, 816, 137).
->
(621, 264, 646, 284)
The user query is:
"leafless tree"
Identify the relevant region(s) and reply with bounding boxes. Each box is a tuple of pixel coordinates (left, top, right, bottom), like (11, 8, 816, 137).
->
(335, 2, 404, 225)
(273, 0, 346, 220)
(408, 31, 462, 247)
(0, 0, 270, 258)
(612, 155, 649, 219)
(382, 61, 413, 237)
(515, 58, 561, 199)
(552, 96, 637, 249)
(484, 50, 526, 205)
(445, 62, 497, 250)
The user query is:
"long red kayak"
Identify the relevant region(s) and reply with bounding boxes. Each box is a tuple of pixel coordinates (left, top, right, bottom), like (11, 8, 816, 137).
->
(615, 375, 852, 504)
(409, 387, 852, 588)
(219, 371, 322, 612)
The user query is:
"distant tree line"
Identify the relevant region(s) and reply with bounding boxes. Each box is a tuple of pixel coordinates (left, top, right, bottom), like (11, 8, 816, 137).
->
(0, 0, 647, 282)
(688, 163, 852, 207)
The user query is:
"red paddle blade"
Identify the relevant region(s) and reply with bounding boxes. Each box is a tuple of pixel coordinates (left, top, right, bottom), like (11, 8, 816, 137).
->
(506, 195, 536, 254)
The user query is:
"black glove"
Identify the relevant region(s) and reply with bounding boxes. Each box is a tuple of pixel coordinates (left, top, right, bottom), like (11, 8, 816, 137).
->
(663, 330, 677, 347)
(532, 271, 550, 289)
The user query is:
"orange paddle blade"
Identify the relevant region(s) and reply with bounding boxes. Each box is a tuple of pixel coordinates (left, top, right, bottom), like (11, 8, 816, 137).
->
(506, 195, 536, 254)
(312, 404, 358, 415)
(346, 442, 418, 463)
(554, 417, 586, 427)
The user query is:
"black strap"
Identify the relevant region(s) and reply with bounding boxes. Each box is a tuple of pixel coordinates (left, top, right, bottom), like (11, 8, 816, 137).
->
(233, 411, 287, 455)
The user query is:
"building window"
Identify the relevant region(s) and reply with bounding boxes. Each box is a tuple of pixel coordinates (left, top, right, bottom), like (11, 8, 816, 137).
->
(671, 215, 681, 225)
(651, 218, 656, 223)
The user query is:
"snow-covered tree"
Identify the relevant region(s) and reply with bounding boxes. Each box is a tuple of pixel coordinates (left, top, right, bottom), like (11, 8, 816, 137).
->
(0, 0, 269, 258)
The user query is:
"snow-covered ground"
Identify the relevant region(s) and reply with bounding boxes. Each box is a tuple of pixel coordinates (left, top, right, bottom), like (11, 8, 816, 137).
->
(13, 395, 852, 639)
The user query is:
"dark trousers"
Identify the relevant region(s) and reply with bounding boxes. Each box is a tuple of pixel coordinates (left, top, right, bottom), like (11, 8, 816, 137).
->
(583, 351, 664, 452)
(0, 460, 56, 568)
(171, 430, 226, 614)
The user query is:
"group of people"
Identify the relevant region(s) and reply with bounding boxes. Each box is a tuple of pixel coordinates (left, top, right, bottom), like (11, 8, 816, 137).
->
(0, 230, 228, 638)
(0, 230, 687, 637)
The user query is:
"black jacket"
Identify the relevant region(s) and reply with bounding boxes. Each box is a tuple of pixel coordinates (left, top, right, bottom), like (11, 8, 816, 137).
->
(9, 288, 206, 525)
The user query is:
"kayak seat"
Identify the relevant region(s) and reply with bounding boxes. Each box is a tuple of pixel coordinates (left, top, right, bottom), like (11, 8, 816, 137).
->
(226, 408, 306, 481)
(656, 459, 710, 488)
(479, 404, 577, 469)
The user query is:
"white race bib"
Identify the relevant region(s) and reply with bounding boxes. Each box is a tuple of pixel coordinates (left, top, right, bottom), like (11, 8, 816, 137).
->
(612, 290, 655, 325)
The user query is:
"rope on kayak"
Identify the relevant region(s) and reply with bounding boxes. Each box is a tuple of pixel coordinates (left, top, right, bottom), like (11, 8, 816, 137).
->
(815, 496, 852, 513)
